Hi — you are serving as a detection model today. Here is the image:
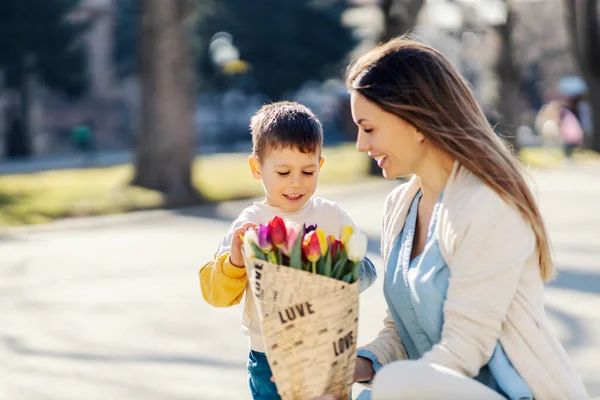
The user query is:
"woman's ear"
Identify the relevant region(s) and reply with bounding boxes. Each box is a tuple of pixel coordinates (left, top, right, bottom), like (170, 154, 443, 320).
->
(249, 155, 261, 180)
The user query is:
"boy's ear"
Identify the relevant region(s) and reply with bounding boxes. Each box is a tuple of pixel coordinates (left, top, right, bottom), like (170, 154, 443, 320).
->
(319, 156, 325, 170)
(249, 155, 261, 180)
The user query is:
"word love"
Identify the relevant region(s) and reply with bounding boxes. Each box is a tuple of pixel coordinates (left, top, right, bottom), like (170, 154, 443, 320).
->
(332, 331, 355, 357)
(253, 263, 263, 295)
(278, 302, 315, 324)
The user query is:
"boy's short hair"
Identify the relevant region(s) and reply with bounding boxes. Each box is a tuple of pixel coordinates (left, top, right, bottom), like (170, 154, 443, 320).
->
(250, 101, 323, 161)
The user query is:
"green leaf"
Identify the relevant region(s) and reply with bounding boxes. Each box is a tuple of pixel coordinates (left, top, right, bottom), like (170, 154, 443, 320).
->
(351, 261, 360, 283)
(316, 247, 331, 276)
(288, 230, 304, 269)
(303, 260, 311, 272)
(249, 241, 267, 261)
(323, 247, 332, 277)
(332, 258, 347, 280)
(342, 273, 353, 283)
(334, 246, 347, 266)
(267, 251, 278, 264)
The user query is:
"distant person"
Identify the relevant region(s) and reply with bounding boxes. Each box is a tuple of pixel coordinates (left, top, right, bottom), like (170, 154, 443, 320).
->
(198, 101, 377, 400)
(559, 105, 584, 162)
(72, 120, 95, 165)
(534, 102, 561, 148)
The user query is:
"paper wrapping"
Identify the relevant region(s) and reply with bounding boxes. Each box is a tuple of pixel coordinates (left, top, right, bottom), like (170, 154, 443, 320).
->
(244, 254, 359, 400)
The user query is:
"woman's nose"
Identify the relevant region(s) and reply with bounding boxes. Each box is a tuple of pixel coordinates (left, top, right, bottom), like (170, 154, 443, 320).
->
(356, 131, 370, 153)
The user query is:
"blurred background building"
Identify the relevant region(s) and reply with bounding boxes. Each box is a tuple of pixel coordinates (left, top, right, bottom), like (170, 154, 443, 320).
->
(0, 0, 597, 163)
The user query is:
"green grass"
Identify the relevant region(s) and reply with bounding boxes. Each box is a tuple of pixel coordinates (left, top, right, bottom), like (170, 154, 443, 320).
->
(3, 144, 598, 227)
(518, 147, 600, 168)
(0, 144, 370, 227)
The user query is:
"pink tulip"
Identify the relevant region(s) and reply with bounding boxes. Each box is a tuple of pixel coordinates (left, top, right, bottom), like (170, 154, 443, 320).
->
(281, 221, 300, 257)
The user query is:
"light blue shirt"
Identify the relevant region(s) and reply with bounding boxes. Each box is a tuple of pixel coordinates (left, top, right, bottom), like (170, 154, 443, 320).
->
(358, 190, 532, 400)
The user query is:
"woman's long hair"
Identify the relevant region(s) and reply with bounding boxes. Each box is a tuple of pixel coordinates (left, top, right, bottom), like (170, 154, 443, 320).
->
(347, 37, 555, 281)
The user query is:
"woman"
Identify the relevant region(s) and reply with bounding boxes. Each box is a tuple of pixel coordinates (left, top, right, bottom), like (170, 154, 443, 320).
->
(318, 38, 587, 400)
(558, 102, 584, 162)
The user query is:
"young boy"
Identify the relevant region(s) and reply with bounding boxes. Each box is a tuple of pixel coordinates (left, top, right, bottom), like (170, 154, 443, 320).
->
(199, 101, 377, 400)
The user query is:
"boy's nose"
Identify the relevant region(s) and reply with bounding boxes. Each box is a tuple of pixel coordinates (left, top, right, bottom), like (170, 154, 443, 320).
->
(290, 173, 302, 187)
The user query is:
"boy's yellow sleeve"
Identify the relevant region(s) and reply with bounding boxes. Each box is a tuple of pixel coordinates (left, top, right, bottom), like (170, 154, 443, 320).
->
(199, 252, 247, 307)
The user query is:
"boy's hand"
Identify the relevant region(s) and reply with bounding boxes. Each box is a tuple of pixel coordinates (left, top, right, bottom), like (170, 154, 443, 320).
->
(229, 222, 257, 268)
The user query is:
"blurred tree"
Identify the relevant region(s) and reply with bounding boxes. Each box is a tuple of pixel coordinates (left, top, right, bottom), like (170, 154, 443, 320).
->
(492, 1, 521, 151)
(380, 0, 425, 41)
(196, 0, 357, 99)
(113, 0, 139, 80)
(133, 0, 198, 203)
(367, 0, 424, 175)
(565, 0, 600, 151)
(0, 0, 88, 157)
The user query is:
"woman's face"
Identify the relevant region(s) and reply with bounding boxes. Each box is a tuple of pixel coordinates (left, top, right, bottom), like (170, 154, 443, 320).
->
(350, 92, 426, 179)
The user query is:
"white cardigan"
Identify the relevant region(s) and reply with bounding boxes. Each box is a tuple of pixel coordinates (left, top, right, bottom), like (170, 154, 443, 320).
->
(360, 162, 588, 400)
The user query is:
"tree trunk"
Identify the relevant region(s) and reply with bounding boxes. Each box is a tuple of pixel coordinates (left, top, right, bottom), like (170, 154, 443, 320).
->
(15, 54, 35, 158)
(380, 0, 425, 42)
(564, 0, 600, 151)
(369, 0, 424, 175)
(494, 6, 521, 152)
(133, 0, 197, 204)
(587, 76, 600, 151)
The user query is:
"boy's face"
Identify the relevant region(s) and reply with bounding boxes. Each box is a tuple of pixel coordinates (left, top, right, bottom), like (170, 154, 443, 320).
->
(249, 146, 324, 213)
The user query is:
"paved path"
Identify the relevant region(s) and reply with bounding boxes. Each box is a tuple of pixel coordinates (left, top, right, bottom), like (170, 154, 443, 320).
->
(1, 167, 598, 399)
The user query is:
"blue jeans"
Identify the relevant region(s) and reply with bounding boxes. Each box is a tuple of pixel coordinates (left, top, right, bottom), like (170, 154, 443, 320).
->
(247, 350, 353, 400)
(247, 350, 281, 400)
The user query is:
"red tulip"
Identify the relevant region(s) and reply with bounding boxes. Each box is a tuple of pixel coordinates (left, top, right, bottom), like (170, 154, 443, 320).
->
(302, 231, 321, 263)
(268, 216, 287, 249)
(330, 239, 344, 262)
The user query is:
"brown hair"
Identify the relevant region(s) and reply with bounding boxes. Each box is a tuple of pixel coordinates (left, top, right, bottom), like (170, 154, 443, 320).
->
(346, 37, 555, 281)
(250, 101, 323, 162)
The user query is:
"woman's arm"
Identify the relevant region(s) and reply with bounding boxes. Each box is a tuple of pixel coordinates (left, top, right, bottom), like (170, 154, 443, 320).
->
(358, 308, 408, 366)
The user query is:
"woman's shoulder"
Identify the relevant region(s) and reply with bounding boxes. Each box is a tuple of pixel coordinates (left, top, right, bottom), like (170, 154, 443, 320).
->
(441, 168, 535, 252)
(447, 168, 519, 216)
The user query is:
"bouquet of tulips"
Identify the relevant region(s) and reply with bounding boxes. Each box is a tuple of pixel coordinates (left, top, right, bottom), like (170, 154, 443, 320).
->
(243, 216, 368, 283)
(241, 216, 368, 400)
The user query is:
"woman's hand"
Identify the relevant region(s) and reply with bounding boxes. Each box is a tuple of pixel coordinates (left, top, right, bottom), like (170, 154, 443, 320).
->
(276, 357, 375, 400)
(354, 356, 375, 383)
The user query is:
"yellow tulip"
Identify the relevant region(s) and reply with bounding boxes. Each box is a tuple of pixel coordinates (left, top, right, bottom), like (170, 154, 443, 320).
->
(316, 228, 328, 256)
(341, 225, 354, 246)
